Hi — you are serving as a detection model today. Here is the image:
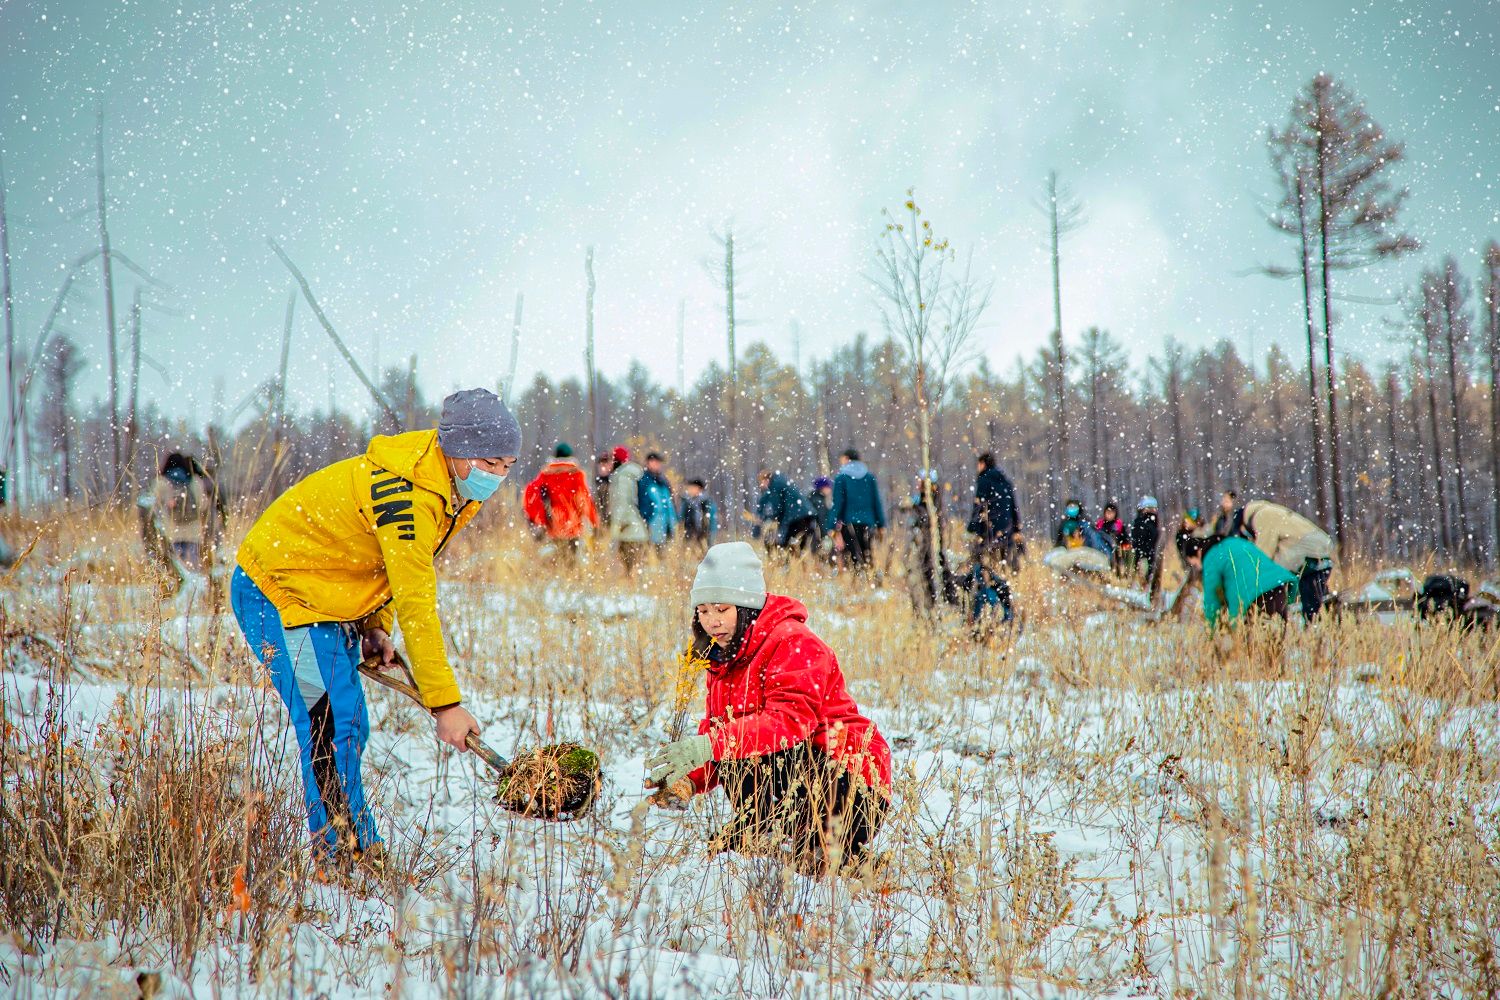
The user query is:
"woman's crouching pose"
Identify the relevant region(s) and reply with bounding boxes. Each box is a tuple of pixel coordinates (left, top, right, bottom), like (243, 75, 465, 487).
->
(647, 542, 893, 876)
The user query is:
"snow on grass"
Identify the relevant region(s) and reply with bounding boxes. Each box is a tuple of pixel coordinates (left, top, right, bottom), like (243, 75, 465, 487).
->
(5, 543, 1500, 997)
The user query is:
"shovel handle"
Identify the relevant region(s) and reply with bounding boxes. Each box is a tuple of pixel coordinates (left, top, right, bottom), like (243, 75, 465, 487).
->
(358, 655, 510, 774)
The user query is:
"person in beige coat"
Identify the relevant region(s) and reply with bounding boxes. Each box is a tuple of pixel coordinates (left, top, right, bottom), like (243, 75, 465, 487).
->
(608, 448, 650, 573)
(1236, 500, 1335, 620)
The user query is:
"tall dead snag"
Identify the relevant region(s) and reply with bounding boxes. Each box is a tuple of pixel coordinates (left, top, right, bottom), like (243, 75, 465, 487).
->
(40, 335, 83, 499)
(0, 151, 15, 503)
(123, 287, 142, 487)
(96, 105, 123, 490)
(268, 238, 400, 426)
(585, 248, 598, 457)
(505, 292, 523, 407)
(707, 226, 743, 520)
(1272, 74, 1418, 552)
(1486, 242, 1500, 562)
(1437, 257, 1473, 554)
(676, 298, 686, 399)
(871, 189, 991, 608)
(1037, 171, 1085, 515)
(1417, 272, 1451, 551)
(271, 287, 296, 497)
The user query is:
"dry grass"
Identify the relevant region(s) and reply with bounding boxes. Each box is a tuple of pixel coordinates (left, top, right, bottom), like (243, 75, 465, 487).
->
(2, 509, 1498, 997)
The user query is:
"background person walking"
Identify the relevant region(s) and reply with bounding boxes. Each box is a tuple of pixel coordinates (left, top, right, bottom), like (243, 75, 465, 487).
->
(832, 449, 886, 572)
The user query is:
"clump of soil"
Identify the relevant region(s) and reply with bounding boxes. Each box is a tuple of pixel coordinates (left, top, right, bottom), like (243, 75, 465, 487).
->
(495, 743, 601, 820)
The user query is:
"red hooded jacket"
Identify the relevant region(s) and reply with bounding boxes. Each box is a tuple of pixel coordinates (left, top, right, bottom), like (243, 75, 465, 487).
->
(688, 594, 892, 795)
(522, 461, 599, 539)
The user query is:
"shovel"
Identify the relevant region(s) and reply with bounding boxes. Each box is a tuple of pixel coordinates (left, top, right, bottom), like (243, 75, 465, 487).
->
(356, 654, 509, 774)
(358, 653, 602, 820)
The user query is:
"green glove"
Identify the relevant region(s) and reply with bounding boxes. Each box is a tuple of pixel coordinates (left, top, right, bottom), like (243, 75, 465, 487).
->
(645, 734, 713, 788)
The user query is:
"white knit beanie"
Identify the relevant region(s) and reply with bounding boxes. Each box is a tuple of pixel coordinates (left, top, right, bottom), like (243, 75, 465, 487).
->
(690, 542, 767, 610)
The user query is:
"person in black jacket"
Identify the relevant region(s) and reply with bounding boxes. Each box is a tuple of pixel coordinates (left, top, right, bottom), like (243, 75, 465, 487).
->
(966, 453, 1021, 572)
(1130, 496, 1161, 582)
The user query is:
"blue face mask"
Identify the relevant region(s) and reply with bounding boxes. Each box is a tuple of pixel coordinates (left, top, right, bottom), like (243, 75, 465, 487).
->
(455, 462, 506, 502)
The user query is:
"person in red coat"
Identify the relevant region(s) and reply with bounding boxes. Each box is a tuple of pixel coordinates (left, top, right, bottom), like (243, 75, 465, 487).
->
(646, 541, 892, 876)
(522, 443, 599, 556)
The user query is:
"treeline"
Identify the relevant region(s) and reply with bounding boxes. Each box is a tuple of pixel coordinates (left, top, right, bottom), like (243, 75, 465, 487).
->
(15, 297, 1500, 566)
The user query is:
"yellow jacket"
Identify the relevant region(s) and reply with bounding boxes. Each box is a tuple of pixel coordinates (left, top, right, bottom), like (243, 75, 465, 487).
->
(237, 429, 481, 708)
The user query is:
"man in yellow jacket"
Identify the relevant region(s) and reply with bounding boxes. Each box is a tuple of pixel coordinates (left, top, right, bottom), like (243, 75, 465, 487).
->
(231, 388, 521, 862)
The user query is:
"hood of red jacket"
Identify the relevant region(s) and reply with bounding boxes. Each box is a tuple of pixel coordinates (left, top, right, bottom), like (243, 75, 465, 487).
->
(709, 593, 805, 672)
(538, 460, 582, 478)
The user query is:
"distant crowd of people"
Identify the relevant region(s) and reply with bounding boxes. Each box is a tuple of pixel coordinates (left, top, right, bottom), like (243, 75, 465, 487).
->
(1047, 485, 1336, 627)
(144, 433, 1342, 636)
(519, 444, 897, 574)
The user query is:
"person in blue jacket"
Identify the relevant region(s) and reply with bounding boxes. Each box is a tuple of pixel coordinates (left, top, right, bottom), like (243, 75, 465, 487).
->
(637, 452, 679, 546)
(756, 469, 821, 553)
(832, 449, 886, 570)
(1181, 534, 1298, 626)
(1055, 499, 1114, 557)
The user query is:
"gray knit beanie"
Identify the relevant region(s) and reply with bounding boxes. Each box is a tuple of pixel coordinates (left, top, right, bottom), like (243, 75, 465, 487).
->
(690, 541, 767, 610)
(437, 388, 522, 458)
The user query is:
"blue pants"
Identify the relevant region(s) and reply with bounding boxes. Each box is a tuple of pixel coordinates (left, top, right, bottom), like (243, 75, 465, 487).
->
(230, 567, 381, 854)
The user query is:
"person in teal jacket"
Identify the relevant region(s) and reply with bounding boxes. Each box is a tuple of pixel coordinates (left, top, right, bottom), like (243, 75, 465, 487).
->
(1182, 534, 1298, 626)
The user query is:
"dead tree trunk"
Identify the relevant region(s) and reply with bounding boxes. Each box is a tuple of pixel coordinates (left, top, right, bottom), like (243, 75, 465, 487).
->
(1487, 243, 1500, 562)
(724, 230, 741, 520)
(271, 287, 295, 497)
(268, 238, 399, 425)
(585, 247, 597, 458)
(1385, 367, 1401, 558)
(123, 287, 142, 489)
(1294, 172, 1329, 526)
(0, 152, 15, 505)
(1048, 191, 1067, 510)
(677, 298, 686, 399)
(1442, 264, 1471, 555)
(1421, 298, 1451, 551)
(1314, 147, 1346, 552)
(96, 105, 123, 491)
(505, 291, 523, 407)
(404, 354, 418, 428)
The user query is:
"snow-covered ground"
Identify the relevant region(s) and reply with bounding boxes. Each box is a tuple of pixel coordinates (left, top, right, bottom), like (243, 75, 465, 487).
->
(5, 564, 1499, 998)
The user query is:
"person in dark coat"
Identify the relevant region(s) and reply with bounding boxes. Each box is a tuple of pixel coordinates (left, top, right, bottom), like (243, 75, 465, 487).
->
(594, 450, 620, 524)
(1130, 496, 1161, 582)
(966, 452, 1020, 571)
(809, 476, 835, 535)
(904, 473, 958, 614)
(679, 478, 718, 551)
(756, 470, 820, 553)
(832, 449, 886, 571)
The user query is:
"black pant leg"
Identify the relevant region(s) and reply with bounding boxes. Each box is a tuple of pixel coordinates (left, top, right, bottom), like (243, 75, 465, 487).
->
(308, 693, 355, 851)
(715, 745, 887, 875)
(1299, 566, 1330, 621)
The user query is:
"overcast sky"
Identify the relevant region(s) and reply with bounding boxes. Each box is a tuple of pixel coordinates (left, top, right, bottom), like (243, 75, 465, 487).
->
(1, 0, 1496, 425)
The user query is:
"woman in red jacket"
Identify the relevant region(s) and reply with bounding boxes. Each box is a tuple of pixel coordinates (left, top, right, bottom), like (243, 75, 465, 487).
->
(646, 542, 892, 876)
